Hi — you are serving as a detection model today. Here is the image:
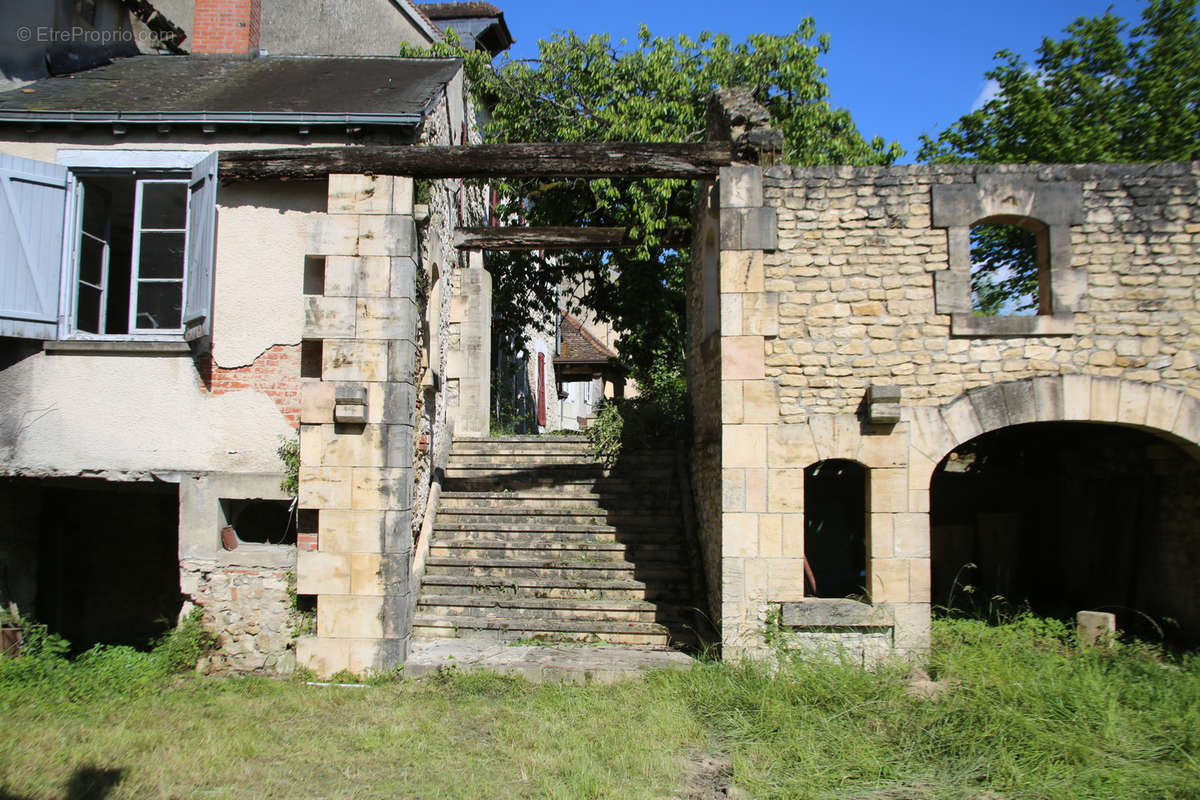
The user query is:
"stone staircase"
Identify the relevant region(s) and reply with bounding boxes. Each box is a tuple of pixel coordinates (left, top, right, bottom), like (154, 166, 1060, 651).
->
(411, 436, 698, 648)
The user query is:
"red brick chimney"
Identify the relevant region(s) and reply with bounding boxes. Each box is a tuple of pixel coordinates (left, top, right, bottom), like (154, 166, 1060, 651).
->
(192, 0, 262, 56)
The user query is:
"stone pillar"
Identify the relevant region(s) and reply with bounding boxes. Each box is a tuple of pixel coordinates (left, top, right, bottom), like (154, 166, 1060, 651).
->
(295, 174, 419, 677)
(714, 163, 784, 659)
(446, 250, 492, 438)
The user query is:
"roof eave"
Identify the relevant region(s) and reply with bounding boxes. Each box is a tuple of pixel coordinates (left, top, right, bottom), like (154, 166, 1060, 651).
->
(0, 110, 425, 127)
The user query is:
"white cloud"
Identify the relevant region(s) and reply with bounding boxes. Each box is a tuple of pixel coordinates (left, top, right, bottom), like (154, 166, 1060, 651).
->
(970, 79, 1001, 111)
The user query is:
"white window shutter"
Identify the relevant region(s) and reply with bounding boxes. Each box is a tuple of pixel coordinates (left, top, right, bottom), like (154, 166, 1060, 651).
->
(0, 153, 68, 340)
(183, 151, 218, 340)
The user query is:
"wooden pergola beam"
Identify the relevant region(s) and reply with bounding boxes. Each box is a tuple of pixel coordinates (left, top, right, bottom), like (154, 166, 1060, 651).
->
(454, 227, 633, 250)
(219, 142, 732, 181)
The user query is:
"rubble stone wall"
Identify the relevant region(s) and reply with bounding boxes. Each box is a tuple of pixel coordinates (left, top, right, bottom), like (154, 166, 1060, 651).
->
(693, 155, 1200, 660)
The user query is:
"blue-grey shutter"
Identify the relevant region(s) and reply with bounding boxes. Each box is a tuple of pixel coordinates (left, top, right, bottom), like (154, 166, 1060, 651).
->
(0, 153, 68, 339)
(183, 151, 217, 340)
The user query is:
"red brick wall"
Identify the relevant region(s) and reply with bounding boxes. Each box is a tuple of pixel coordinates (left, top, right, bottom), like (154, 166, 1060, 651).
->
(203, 344, 301, 428)
(192, 0, 262, 55)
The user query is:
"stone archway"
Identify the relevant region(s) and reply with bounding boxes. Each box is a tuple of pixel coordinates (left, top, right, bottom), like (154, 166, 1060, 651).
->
(908, 375, 1200, 643)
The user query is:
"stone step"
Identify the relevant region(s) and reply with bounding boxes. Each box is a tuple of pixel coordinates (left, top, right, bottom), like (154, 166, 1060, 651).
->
(433, 520, 681, 536)
(414, 595, 691, 625)
(419, 574, 687, 601)
(447, 452, 674, 466)
(441, 475, 670, 492)
(443, 468, 675, 485)
(429, 539, 683, 561)
(434, 528, 682, 546)
(438, 492, 671, 511)
(423, 557, 688, 583)
(411, 615, 673, 646)
(435, 510, 680, 527)
(457, 435, 590, 444)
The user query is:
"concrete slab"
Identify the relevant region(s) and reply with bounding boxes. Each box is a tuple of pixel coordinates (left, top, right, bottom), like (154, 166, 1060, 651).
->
(404, 638, 695, 683)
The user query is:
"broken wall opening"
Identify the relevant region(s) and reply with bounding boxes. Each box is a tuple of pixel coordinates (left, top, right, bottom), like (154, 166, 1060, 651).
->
(0, 477, 181, 652)
(930, 422, 1200, 645)
(219, 498, 296, 548)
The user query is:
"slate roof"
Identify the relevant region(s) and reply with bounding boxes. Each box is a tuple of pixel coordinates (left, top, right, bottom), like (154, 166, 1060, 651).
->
(556, 312, 617, 366)
(0, 55, 463, 128)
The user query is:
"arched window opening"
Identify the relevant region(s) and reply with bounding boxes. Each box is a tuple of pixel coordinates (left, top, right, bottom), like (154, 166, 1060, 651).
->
(930, 422, 1200, 646)
(803, 460, 867, 599)
(969, 217, 1048, 316)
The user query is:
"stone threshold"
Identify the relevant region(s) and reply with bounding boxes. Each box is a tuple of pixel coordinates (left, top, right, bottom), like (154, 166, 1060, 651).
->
(404, 638, 695, 684)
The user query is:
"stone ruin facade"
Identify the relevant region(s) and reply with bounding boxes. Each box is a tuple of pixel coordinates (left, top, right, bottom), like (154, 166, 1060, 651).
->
(689, 92, 1200, 660)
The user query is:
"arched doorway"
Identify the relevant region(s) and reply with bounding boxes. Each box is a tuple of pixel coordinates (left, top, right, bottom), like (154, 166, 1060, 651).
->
(930, 421, 1200, 644)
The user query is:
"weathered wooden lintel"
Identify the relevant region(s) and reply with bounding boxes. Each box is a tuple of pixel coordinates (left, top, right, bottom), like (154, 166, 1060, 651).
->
(218, 142, 732, 181)
(454, 227, 632, 251)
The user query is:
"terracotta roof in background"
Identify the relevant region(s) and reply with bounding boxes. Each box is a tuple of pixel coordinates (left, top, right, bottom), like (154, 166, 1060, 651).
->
(556, 312, 617, 365)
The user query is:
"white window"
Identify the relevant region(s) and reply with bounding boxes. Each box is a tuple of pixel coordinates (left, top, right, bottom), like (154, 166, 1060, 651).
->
(0, 150, 217, 341)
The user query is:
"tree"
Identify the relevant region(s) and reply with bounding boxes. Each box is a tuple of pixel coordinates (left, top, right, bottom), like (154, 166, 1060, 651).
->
(919, 0, 1200, 165)
(467, 24, 899, 392)
(919, 0, 1200, 314)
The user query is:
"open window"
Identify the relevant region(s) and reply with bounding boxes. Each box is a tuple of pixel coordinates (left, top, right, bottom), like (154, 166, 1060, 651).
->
(0, 150, 216, 342)
(969, 217, 1048, 317)
(932, 178, 1082, 337)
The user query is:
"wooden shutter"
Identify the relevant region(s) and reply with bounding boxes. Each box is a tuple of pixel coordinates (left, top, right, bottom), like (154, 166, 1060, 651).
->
(0, 153, 69, 339)
(183, 151, 217, 340)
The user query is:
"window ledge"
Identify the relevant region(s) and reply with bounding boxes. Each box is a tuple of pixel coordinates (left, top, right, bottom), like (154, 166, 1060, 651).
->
(781, 599, 894, 629)
(44, 340, 192, 355)
(950, 313, 1074, 338)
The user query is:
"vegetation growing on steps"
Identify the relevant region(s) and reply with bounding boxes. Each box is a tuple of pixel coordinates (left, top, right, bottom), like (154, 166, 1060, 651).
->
(1, 616, 1196, 798)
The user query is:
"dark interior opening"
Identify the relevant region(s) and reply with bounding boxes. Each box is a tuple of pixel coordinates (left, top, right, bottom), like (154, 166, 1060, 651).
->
(0, 478, 182, 653)
(804, 459, 867, 599)
(931, 422, 1200, 645)
(303, 256, 326, 296)
(221, 499, 296, 546)
(300, 339, 323, 379)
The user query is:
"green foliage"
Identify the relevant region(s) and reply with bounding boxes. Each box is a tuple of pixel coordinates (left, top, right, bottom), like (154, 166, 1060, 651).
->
(285, 570, 316, 638)
(474, 24, 899, 387)
(587, 395, 687, 465)
(0, 608, 214, 707)
(970, 222, 1040, 315)
(920, 0, 1200, 314)
(0, 616, 1197, 798)
(919, 0, 1200, 164)
(277, 438, 299, 496)
(661, 616, 1200, 799)
(153, 606, 216, 674)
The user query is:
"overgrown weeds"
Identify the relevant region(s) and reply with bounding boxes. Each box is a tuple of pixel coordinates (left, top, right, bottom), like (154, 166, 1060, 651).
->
(0, 607, 214, 708)
(0, 616, 1196, 799)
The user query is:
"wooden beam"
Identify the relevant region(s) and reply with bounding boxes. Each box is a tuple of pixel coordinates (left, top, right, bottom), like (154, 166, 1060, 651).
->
(219, 142, 732, 181)
(454, 227, 632, 250)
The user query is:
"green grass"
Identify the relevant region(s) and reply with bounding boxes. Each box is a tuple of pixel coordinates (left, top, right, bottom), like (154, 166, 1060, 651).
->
(0, 616, 1196, 799)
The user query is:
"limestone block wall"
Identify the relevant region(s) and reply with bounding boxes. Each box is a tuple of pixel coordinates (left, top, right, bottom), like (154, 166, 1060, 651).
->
(693, 158, 1200, 660)
(295, 174, 419, 677)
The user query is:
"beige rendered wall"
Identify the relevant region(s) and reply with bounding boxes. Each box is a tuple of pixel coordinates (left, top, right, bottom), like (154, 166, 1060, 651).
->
(0, 138, 334, 477)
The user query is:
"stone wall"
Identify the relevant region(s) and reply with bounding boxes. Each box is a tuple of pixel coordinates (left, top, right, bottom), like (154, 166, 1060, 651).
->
(182, 558, 296, 674)
(692, 114, 1200, 659)
(295, 174, 420, 677)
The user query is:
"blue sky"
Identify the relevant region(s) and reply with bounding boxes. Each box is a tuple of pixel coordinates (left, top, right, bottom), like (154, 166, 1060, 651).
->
(492, 0, 1151, 162)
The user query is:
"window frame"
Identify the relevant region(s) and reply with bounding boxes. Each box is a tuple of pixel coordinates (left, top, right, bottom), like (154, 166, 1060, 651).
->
(128, 177, 191, 335)
(55, 150, 213, 342)
(932, 177, 1084, 338)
